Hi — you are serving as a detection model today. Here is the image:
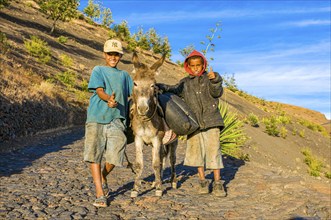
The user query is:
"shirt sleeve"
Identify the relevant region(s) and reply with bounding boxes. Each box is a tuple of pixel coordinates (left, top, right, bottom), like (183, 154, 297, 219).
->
(165, 79, 185, 98)
(88, 66, 105, 92)
(209, 72, 223, 98)
(127, 73, 134, 97)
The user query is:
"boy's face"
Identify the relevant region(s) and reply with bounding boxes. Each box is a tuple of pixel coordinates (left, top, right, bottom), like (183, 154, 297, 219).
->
(188, 58, 203, 76)
(104, 52, 121, 67)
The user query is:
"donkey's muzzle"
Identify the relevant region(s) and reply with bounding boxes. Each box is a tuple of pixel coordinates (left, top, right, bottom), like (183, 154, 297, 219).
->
(137, 105, 149, 116)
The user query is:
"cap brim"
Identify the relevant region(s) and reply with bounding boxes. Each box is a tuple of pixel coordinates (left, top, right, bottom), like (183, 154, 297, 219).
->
(104, 49, 124, 54)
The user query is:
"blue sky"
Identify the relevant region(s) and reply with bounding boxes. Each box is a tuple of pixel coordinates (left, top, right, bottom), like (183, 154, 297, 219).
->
(79, 1, 331, 119)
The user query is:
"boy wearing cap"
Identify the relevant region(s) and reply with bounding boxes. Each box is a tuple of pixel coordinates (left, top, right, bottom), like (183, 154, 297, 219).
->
(84, 39, 133, 207)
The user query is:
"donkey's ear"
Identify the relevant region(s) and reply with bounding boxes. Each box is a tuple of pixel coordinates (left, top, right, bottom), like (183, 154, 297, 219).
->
(132, 52, 140, 69)
(150, 54, 166, 71)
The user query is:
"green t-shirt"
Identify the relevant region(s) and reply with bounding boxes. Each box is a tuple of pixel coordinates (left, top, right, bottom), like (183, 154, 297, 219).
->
(86, 66, 133, 127)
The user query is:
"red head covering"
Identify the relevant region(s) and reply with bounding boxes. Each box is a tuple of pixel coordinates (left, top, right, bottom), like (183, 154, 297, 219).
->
(184, 50, 208, 76)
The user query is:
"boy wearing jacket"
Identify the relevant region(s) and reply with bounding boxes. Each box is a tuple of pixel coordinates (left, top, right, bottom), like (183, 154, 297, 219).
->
(157, 50, 225, 196)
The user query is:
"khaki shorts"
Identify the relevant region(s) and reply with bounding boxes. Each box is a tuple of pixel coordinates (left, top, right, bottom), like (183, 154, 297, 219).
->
(184, 127, 224, 169)
(84, 119, 127, 166)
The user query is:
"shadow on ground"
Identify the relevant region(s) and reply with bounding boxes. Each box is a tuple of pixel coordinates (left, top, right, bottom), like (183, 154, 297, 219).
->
(0, 127, 84, 177)
(107, 155, 245, 200)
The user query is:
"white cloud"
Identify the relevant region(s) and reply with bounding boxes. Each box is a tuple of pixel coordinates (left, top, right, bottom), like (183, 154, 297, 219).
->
(221, 65, 331, 119)
(215, 41, 330, 64)
(275, 6, 331, 14)
(209, 41, 331, 116)
(116, 6, 331, 25)
(283, 19, 331, 27)
(232, 66, 330, 95)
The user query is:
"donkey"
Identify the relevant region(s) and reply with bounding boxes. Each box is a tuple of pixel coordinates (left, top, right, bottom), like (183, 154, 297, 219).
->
(130, 52, 177, 198)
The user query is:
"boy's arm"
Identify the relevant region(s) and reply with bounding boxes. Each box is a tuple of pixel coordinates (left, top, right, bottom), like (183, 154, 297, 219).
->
(96, 88, 117, 108)
(156, 80, 184, 96)
(208, 71, 223, 98)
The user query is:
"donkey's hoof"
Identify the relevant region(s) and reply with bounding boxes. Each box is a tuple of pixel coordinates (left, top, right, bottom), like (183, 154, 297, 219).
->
(155, 190, 163, 197)
(131, 191, 138, 198)
(172, 182, 178, 189)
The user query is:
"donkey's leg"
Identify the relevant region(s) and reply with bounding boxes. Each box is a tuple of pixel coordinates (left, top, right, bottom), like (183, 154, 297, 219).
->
(160, 145, 167, 183)
(131, 137, 144, 198)
(169, 141, 178, 189)
(152, 138, 163, 197)
(152, 145, 167, 188)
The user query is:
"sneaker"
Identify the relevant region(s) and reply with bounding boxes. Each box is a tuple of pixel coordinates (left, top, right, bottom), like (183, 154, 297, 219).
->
(212, 181, 226, 197)
(198, 179, 209, 194)
(92, 195, 107, 208)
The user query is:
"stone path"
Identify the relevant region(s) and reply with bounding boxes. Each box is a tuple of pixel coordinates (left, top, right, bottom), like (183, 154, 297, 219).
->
(0, 127, 330, 219)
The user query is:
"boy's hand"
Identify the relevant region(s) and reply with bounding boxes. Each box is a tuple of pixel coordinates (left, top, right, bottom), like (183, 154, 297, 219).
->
(207, 67, 216, 80)
(154, 84, 159, 93)
(108, 93, 118, 108)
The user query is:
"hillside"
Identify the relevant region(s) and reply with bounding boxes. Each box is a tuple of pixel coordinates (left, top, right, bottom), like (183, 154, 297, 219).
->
(0, 1, 331, 219)
(1, 0, 330, 181)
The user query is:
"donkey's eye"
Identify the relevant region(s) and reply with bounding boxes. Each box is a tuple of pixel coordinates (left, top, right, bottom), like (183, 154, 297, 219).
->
(150, 84, 154, 88)
(134, 82, 137, 86)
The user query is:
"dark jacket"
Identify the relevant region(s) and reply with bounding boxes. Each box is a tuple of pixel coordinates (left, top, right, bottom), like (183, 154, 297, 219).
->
(158, 50, 224, 131)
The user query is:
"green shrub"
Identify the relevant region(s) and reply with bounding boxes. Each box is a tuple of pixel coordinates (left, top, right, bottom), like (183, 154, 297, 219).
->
(83, 0, 100, 20)
(46, 77, 55, 84)
(113, 20, 131, 41)
(223, 73, 238, 92)
(247, 113, 259, 127)
(299, 119, 328, 137)
(74, 89, 89, 102)
(0, 31, 10, 54)
(200, 21, 221, 63)
(39, 0, 78, 34)
(299, 129, 305, 138)
(25, 2, 33, 7)
(239, 153, 250, 162)
(179, 44, 195, 58)
(24, 35, 51, 63)
(301, 147, 324, 177)
(263, 116, 280, 137)
(80, 79, 89, 92)
(77, 12, 85, 20)
(108, 29, 117, 39)
(56, 71, 76, 87)
(59, 54, 73, 67)
(219, 102, 246, 158)
(280, 126, 287, 139)
(325, 171, 331, 179)
(277, 115, 291, 125)
(58, 36, 68, 44)
(130, 27, 171, 57)
(101, 7, 113, 27)
(0, 0, 10, 9)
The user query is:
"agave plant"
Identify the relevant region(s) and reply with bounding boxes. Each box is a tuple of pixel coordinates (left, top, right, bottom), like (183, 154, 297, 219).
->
(219, 102, 246, 158)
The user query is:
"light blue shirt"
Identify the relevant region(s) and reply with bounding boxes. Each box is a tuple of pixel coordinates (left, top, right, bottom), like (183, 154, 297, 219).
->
(86, 66, 133, 126)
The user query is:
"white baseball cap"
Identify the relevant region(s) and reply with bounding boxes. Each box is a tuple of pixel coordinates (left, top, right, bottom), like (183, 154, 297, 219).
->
(103, 39, 123, 54)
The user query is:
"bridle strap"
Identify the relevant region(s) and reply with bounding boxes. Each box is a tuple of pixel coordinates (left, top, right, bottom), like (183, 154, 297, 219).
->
(139, 93, 158, 122)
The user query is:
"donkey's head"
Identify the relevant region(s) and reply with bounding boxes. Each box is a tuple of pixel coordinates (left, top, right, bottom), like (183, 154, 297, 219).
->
(132, 52, 165, 116)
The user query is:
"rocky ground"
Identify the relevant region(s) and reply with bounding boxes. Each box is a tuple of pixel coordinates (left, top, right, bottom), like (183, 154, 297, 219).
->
(0, 127, 330, 220)
(1, 1, 330, 219)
